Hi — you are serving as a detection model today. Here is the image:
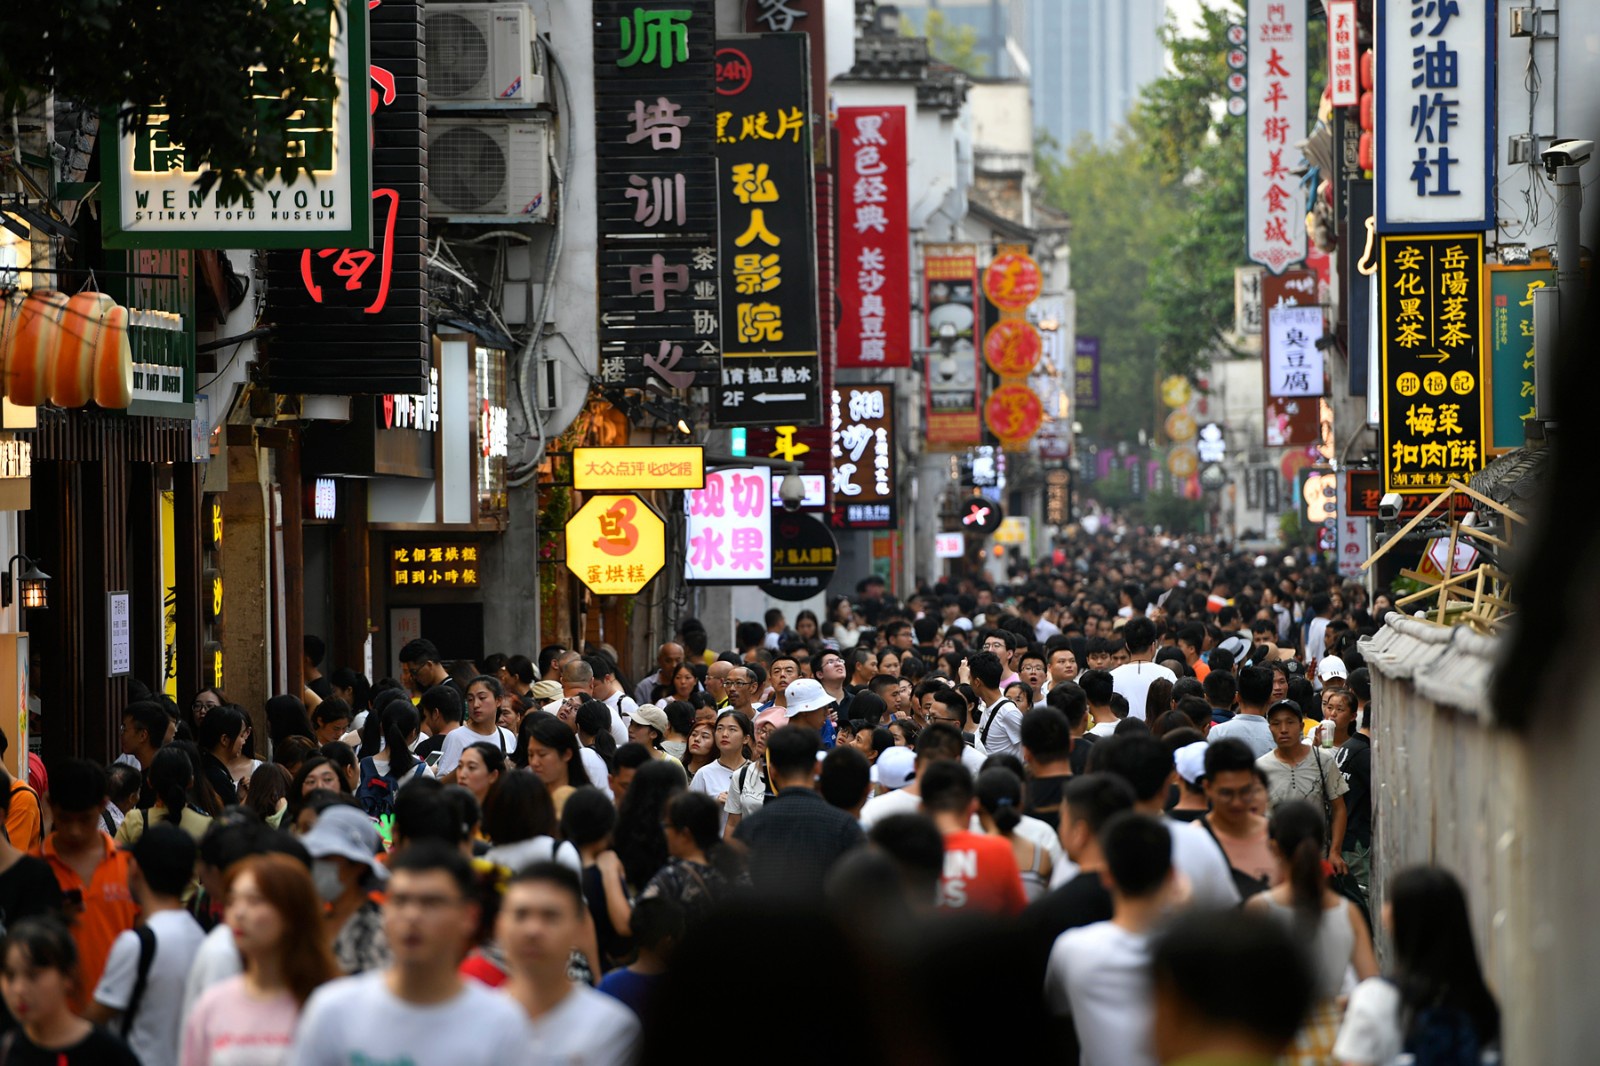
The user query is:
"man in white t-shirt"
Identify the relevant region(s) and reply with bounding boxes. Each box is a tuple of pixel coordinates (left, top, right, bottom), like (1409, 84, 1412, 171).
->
(1044, 812, 1173, 1066)
(1110, 618, 1176, 721)
(499, 862, 642, 1066)
(437, 681, 517, 780)
(860, 723, 967, 830)
(969, 651, 1023, 759)
(587, 654, 635, 746)
(89, 825, 207, 1066)
(1079, 669, 1120, 737)
(293, 845, 531, 1066)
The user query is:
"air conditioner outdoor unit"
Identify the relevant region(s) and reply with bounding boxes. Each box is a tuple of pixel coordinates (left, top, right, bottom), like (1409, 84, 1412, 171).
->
(425, 3, 544, 107)
(428, 119, 551, 222)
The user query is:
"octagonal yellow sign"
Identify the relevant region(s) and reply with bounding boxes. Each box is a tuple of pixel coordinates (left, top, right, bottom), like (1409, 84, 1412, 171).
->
(565, 494, 665, 596)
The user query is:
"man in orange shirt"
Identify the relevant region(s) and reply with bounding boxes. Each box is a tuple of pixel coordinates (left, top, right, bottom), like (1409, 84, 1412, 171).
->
(1177, 624, 1211, 682)
(36, 759, 139, 1010)
(0, 728, 41, 850)
(922, 760, 1026, 916)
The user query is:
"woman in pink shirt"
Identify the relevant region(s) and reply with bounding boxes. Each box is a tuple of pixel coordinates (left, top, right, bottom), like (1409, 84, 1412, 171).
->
(182, 854, 339, 1066)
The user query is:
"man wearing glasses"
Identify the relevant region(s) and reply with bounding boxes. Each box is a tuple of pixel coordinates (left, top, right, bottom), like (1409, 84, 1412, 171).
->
(925, 688, 985, 775)
(723, 666, 762, 719)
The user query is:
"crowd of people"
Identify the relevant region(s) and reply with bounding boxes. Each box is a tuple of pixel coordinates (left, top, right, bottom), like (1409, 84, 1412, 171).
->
(0, 531, 1501, 1064)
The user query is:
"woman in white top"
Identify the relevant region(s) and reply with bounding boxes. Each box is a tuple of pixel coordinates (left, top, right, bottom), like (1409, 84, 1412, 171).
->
(1246, 800, 1377, 1063)
(974, 767, 1052, 902)
(689, 710, 752, 834)
(1333, 865, 1500, 1066)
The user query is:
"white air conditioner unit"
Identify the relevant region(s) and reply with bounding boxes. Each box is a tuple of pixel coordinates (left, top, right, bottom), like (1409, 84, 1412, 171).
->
(428, 119, 552, 222)
(425, 3, 544, 107)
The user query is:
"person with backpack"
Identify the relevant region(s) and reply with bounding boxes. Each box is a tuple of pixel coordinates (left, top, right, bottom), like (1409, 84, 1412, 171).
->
(355, 703, 430, 817)
(87, 824, 206, 1066)
(1334, 865, 1500, 1066)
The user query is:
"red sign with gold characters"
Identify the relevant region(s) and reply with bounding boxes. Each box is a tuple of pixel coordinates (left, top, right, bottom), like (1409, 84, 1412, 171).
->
(984, 385, 1044, 447)
(983, 320, 1042, 377)
(982, 251, 1042, 312)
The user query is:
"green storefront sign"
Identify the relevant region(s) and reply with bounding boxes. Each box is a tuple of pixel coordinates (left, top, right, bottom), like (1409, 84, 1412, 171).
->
(1484, 265, 1551, 453)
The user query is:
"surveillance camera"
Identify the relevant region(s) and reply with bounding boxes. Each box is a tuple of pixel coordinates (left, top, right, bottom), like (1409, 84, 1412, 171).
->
(1378, 492, 1403, 522)
(778, 470, 806, 512)
(1542, 139, 1594, 178)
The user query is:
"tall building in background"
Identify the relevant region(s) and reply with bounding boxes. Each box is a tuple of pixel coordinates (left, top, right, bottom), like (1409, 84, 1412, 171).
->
(894, 0, 1031, 80)
(1030, 0, 1167, 150)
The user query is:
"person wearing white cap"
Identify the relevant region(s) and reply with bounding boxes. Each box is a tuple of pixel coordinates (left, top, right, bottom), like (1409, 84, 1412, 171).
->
(1315, 656, 1348, 693)
(1169, 742, 1211, 823)
(780, 678, 835, 734)
(299, 806, 391, 976)
(870, 746, 916, 794)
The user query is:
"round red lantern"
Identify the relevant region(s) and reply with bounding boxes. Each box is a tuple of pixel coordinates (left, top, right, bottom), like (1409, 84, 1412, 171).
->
(982, 252, 1042, 312)
(982, 320, 1043, 377)
(983, 385, 1044, 444)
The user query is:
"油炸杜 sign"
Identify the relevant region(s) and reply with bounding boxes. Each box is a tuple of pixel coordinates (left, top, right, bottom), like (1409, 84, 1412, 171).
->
(684, 467, 773, 582)
(102, 0, 371, 250)
(1484, 265, 1550, 454)
(836, 107, 909, 369)
(263, 0, 427, 396)
(594, 0, 721, 394)
(924, 244, 982, 447)
(1245, 0, 1306, 273)
(829, 385, 896, 530)
(1379, 234, 1486, 494)
(712, 34, 821, 427)
(1376, 0, 1493, 232)
(390, 543, 482, 588)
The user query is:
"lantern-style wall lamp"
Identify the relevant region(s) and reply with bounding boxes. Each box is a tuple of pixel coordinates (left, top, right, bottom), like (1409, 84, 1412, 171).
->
(1, 555, 50, 609)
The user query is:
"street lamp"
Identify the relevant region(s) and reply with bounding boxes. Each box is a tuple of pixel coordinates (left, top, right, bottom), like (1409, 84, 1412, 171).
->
(0, 555, 50, 610)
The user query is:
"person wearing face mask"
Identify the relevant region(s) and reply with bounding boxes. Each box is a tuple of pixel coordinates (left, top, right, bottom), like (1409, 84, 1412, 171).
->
(299, 806, 390, 976)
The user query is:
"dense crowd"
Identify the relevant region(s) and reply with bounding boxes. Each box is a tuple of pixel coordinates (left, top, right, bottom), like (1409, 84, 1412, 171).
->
(0, 529, 1500, 1065)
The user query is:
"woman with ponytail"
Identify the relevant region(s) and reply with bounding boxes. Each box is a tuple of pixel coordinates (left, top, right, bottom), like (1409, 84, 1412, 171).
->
(974, 767, 1052, 902)
(115, 747, 214, 846)
(355, 702, 430, 815)
(1247, 799, 1377, 1062)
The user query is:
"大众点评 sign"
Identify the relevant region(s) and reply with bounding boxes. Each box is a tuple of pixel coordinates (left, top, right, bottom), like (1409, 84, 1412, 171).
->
(1376, 0, 1493, 232)
(711, 34, 821, 427)
(1379, 234, 1486, 494)
(102, 0, 370, 250)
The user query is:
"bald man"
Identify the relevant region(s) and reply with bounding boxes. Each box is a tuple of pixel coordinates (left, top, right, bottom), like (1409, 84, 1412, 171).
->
(633, 642, 685, 706)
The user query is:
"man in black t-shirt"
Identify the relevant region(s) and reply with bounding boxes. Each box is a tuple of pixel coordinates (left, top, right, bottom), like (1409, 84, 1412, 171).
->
(1331, 689, 1372, 900)
(1021, 707, 1074, 830)
(1045, 681, 1097, 776)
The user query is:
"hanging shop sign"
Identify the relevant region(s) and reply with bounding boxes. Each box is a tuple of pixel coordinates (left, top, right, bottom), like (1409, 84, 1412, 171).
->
(389, 543, 482, 588)
(1245, 0, 1306, 273)
(984, 385, 1044, 449)
(566, 495, 666, 596)
(684, 466, 773, 582)
(1197, 422, 1227, 463)
(982, 251, 1043, 312)
(1074, 336, 1101, 409)
(1379, 234, 1486, 494)
(966, 446, 1004, 489)
(747, 425, 829, 510)
(1343, 469, 1471, 518)
(758, 512, 838, 601)
(983, 319, 1043, 377)
(101, 0, 370, 249)
(934, 532, 965, 559)
(382, 368, 439, 432)
(1234, 267, 1264, 336)
(712, 34, 821, 427)
(1262, 270, 1321, 447)
(924, 244, 982, 447)
(311, 478, 338, 521)
(958, 495, 1004, 536)
(829, 384, 896, 530)
(1375, 0, 1493, 232)
(1044, 468, 1070, 525)
(836, 107, 909, 369)
(474, 345, 509, 518)
(1327, 0, 1359, 108)
(572, 446, 706, 491)
(264, 0, 426, 395)
(594, 0, 721, 394)
(1484, 265, 1550, 454)
(982, 244, 1043, 452)
(1267, 305, 1325, 397)
(100, 247, 198, 418)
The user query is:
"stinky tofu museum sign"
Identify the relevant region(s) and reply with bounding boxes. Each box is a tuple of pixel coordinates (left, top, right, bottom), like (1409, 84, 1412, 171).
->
(711, 34, 821, 427)
(1375, 0, 1493, 232)
(102, 0, 371, 250)
(594, 1, 722, 394)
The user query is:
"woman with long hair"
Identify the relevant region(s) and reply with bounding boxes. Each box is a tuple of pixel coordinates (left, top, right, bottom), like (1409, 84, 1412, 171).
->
(689, 710, 751, 834)
(974, 767, 1052, 902)
(186, 687, 226, 739)
(328, 668, 371, 717)
(311, 700, 353, 746)
(1334, 865, 1500, 1066)
(353, 702, 429, 816)
(641, 791, 739, 927)
(524, 713, 591, 818)
(197, 705, 248, 807)
(318, 742, 361, 793)
(481, 772, 579, 873)
(793, 609, 820, 644)
(560, 788, 635, 971)
(265, 695, 316, 747)
(456, 743, 506, 809)
(612, 760, 686, 894)
(652, 663, 700, 708)
(115, 747, 215, 845)
(243, 763, 293, 829)
(681, 720, 717, 779)
(180, 853, 339, 1066)
(1246, 800, 1377, 1062)
(0, 918, 139, 1065)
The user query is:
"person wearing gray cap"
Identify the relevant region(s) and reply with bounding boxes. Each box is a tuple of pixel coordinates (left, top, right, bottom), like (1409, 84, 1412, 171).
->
(301, 805, 390, 975)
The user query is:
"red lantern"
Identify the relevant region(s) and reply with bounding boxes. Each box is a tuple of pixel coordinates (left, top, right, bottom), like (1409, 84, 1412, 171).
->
(982, 252, 1042, 312)
(983, 385, 1043, 445)
(983, 320, 1043, 377)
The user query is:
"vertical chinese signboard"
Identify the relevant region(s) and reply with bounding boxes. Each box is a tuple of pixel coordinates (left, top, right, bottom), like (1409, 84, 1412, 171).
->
(1484, 265, 1550, 454)
(924, 244, 982, 447)
(1266, 305, 1324, 397)
(1245, 0, 1306, 273)
(1074, 336, 1101, 409)
(1327, 0, 1358, 108)
(1379, 234, 1486, 494)
(830, 384, 896, 530)
(1375, 0, 1493, 232)
(836, 107, 909, 369)
(685, 467, 774, 582)
(594, 1, 721, 394)
(982, 247, 1045, 451)
(711, 34, 821, 426)
(1262, 271, 1321, 446)
(265, 0, 425, 395)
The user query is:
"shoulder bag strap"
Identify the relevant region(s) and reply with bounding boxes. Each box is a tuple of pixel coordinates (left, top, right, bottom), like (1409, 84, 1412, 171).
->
(1313, 747, 1333, 854)
(980, 699, 1014, 748)
(120, 925, 158, 1039)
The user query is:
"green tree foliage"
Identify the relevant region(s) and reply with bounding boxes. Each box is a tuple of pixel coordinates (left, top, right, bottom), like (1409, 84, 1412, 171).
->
(1, 0, 342, 204)
(914, 10, 988, 76)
